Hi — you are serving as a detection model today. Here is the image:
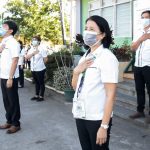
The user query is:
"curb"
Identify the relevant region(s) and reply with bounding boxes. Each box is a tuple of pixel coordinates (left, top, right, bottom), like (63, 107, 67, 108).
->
(25, 77, 64, 95)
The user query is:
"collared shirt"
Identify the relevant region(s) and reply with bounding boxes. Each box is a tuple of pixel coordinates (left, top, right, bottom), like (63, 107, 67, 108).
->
(134, 27, 150, 67)
(28, 45, 47, 71)
(18, 48, 25, 66)
(73, 45, 119, 120)
(0, 35, 20, 79)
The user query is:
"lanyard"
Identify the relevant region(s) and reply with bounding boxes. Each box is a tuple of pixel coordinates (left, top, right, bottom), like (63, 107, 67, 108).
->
(76, 49, 91, 98)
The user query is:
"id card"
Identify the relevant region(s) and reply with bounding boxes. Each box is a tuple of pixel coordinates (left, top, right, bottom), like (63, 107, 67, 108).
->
(73, 98, 86, 118)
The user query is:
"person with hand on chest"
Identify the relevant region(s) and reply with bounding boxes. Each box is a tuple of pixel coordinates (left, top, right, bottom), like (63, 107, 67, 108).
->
(25, 36, 48, 102)
(72, 15, 119, 150)
(0, 20, 21, 134)
(129, 10, 150, 124)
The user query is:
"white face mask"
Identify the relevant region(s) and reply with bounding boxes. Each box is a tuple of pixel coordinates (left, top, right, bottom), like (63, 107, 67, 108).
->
(32, 40, 39, 47)
(0, 27, 7, 37)
(141, 18, 150, 28)
(83, 31, 101, 47)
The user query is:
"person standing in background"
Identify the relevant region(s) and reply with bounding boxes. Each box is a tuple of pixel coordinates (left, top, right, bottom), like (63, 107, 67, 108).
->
(24, 45, 31, 69)
(18, 40, 25, 88)
(25, 36, 48, 102)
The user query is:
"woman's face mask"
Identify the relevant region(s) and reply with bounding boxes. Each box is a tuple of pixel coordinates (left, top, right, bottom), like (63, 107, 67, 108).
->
(0, 27, 7, 37)
(141, 18, 150, 28)
(83, 30, 101, 47)
(32, 40, 39, 47)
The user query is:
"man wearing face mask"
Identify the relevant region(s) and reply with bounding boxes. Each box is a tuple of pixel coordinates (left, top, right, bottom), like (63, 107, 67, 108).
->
(0, 21, 21, 134)
(25, 36, 48, 102)
(129, 10, 150, 123)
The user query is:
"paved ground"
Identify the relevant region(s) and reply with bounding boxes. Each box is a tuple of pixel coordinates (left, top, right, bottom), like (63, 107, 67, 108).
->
(0, 80, 149, 150)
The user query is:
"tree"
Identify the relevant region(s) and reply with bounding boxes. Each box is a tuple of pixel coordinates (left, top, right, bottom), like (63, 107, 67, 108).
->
(5, 0, 69, 44)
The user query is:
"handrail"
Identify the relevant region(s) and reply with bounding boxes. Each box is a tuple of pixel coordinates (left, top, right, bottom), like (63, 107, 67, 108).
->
(124, 56, 135, 73)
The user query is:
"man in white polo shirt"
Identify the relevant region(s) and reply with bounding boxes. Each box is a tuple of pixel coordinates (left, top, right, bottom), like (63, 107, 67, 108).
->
(0, 20, 21, 134)
(129, 10, 150, 123)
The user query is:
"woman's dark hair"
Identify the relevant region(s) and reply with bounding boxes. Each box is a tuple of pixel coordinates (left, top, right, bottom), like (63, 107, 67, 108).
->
(141, 10, 150, 17)
(18, 40, 23, 50)
(86, 15, 113, 48)
(32, 35, 41, 42)
(3, 20, 18, 36)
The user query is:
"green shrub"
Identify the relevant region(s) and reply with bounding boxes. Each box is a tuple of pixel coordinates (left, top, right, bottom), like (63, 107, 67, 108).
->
(53, 67, 73, 91)
(111, 41, 132, 61)
(72, 42, 84, 56)
(45, 50, 73, 86)
(25, 69, 32, 78)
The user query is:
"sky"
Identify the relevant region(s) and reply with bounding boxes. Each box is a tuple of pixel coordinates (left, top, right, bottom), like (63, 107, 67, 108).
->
(0, 0, 8, 13)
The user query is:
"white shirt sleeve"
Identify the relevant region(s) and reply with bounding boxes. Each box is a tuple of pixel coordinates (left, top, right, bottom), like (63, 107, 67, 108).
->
(9, 40, 20, 58)
(41, 49, 48, 58)
(21, 48, 25, 56)
(99, 53, 119, 83)
(133, 29, 143, 43)
(27, 48, 33, 55)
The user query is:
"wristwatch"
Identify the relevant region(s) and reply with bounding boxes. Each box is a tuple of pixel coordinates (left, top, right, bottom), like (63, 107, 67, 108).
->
(100, 124, 109, 129)
(9, 77, 13, 80)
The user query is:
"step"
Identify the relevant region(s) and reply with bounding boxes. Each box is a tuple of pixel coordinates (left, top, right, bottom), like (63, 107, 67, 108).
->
(114, 104, 150, 129)
(123, 77, 135, 84)
(118, 81, 149, 99)
(123, 73, 134, 80)
(118, 81, 136, 97)
(116, 92, 137, 111)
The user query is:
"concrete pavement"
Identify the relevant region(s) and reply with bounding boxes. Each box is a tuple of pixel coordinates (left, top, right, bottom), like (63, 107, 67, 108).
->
(0, 80, 149, 150)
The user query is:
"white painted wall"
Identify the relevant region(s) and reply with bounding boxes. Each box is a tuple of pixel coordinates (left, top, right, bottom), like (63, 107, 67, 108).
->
(69, 0, 81, 43)
(133, 0, 150, 37)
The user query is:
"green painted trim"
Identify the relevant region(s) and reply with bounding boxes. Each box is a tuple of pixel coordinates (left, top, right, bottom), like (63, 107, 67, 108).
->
(81, 0, 88, 33)
(114, 37, 132, 47)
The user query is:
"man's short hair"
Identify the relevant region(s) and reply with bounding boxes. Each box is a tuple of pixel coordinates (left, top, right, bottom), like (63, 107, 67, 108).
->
(3, 20, 18, 36)
(32, 35, 41, 42)
(141, 10, 150, 17)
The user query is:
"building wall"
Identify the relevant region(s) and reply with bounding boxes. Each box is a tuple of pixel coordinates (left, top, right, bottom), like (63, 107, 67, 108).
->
(81, 0, 135, 46)
(76, 0, 81, 33)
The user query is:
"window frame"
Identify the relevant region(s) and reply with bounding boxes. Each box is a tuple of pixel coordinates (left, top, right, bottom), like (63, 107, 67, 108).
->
(88, 0, 134, 38)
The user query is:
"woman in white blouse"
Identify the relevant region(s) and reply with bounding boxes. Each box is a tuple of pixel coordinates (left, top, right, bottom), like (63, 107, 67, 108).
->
(72, 15, 119, 150)
(26, 36, 48, 102)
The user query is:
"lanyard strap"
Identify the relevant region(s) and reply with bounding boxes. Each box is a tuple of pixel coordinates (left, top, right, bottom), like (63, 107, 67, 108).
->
(76, 49, 91, 98)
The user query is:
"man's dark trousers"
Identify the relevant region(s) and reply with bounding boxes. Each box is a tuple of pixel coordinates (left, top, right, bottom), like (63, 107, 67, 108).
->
(1, 78, 21, 127)
(134, 66, 150, 114)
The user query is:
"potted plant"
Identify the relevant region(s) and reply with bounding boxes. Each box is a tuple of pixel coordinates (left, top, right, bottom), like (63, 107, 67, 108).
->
(111, 40, 132, 82)
(53, 67, 75, 102)
(71, 42, 84, 67)
(51, 47, 75, 102)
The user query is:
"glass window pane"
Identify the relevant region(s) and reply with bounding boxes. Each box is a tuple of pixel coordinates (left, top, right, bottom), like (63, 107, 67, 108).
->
(117, 0, 130, 3)
(102, 0, 113, 6)
(101, 7, 113, 30)
(89, 0, 100, 10)
(89, 9, 100, 16)
(116, 3, 131, 37)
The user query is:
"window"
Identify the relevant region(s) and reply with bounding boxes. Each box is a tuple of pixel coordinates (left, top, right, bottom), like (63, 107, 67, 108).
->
(89, 9, 100, 16)
(116, 3, 131, 37)
(101, 7, 113, 30)
(102, 0, 113, 7)
(89, 0, 100, 10)
(117, 0, 129, 3)
(88, 0, 132, 37)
